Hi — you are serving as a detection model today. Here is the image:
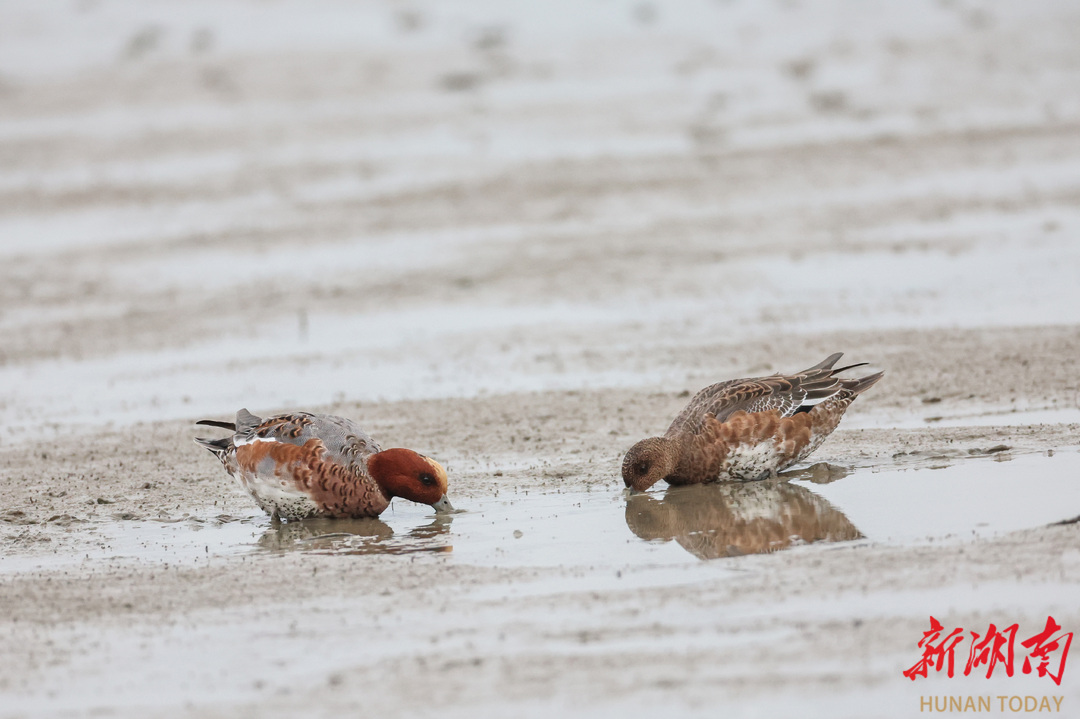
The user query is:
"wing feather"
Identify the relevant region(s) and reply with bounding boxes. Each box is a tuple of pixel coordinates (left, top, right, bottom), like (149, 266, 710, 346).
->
(667, 354, 860, 435)
(235, 411, 381, 470)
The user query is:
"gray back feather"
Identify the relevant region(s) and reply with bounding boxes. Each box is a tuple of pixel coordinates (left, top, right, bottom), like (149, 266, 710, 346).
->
(236, 411, 381, 469)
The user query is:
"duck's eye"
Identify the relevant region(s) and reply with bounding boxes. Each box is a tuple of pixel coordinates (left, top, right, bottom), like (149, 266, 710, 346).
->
(418, 472, 436, 486)
(635, 462, 649, 475)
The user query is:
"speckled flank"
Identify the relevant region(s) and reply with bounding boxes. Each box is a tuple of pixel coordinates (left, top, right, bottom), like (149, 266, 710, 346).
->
(709, 398, 852, 480)
(722, 433, 785, 481)
(234, 438, 390, 519)
(690, 389, 869, 481)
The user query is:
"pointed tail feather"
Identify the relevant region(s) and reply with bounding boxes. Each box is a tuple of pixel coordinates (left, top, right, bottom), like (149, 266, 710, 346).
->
(845, 371, 885, 395)
(831, 361, 869, 375)
(803, 352, 844, 372)
(194, 436, 231, 458)
(196, 419, 236, 430)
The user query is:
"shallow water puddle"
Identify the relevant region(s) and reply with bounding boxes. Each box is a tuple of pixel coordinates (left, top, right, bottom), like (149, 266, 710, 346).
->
(801, 450, 1080, 544)
(0, 515, 267, 575)
(2, 451, 1077, 575)
(290, 450, 1080, 563)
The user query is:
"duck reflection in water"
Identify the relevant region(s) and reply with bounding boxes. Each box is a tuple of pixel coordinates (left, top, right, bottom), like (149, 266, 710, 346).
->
(625, 469, 861, 559)
(257, 513, 454, 556)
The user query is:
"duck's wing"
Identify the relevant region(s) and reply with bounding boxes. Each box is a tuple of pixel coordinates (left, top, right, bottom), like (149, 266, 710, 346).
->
(668, 353, 866, 435)
(232, 410, 381, 469)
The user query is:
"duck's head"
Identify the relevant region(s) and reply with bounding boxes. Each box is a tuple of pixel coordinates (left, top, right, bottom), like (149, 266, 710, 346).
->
(369, 448, 453, 512)
(621, 437, 678, 492)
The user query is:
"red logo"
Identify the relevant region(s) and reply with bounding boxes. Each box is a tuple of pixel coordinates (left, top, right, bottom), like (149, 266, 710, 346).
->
(904, 616, 1072, 686)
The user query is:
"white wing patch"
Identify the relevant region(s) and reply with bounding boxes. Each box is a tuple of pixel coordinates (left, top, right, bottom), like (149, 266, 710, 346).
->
(798, 389, 841, 407)
(234, 435, 280, 447)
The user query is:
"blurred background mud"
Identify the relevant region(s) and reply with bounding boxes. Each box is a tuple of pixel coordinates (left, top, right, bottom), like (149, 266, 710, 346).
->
(3, 0, 1080, 441)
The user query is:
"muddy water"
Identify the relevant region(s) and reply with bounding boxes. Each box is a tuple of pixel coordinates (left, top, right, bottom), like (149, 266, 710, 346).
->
(4, 451, 1075, 576)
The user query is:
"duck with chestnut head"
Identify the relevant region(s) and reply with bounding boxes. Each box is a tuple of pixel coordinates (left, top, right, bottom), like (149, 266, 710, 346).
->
(195, 409, 452, 521)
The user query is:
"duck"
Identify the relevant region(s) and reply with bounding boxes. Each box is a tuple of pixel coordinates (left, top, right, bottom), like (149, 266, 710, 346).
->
(195, 409, 452, 521)
(622, 353, 883, 491)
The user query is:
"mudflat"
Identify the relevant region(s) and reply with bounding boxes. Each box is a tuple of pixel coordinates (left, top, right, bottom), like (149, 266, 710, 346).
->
(2, 1, 1079, 717)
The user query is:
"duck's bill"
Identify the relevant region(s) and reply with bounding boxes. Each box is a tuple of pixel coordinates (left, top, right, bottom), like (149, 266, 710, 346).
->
(432, 494, 455, 513)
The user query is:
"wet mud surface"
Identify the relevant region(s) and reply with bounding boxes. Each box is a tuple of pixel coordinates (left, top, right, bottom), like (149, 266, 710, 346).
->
(3, 0, 1080, 717)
